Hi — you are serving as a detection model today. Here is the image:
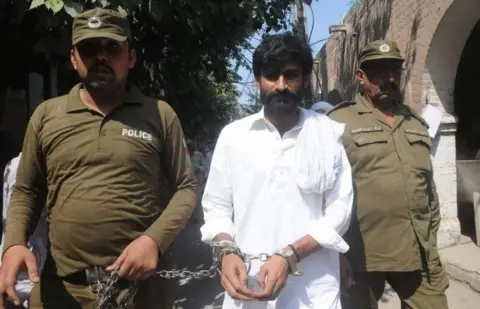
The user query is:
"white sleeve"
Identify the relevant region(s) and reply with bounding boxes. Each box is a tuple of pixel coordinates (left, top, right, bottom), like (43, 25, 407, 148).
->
(307, 145, 353, 253)
(200, 129, 235, 242)
(1, 154, 21, 261)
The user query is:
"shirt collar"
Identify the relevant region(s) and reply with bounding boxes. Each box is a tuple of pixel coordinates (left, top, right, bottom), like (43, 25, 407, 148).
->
(249, 107, 306, 131)
(66, 83, 145, 113)
(355, 93, 373, 114)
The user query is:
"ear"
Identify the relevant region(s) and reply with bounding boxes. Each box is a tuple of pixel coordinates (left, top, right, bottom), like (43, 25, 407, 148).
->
(356, 69, 365, 85)
(128, 49, 137, 69)
(70, 48, 78, 70)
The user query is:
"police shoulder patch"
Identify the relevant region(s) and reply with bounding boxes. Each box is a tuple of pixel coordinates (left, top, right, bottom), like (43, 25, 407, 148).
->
(326, 101, 355, 116)
(407, 106, 430, 129)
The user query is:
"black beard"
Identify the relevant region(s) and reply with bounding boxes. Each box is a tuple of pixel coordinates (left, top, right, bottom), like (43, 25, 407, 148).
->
(376, 82, 403, 104)
(260, 89, 303, 115)
(84, 63, 118, 89)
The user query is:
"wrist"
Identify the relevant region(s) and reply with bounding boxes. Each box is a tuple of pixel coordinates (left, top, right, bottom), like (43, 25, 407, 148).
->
(213, 233, 234, 242)
(140, 235, 160, 252)
(213, 239, 241, 264)
(275, 247, 302, 276)
(286, 244, 301, 262)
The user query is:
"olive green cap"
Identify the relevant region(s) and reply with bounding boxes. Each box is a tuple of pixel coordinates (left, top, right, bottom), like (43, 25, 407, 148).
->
(358, 40, 404, 65)
(72, 8, 131, 45)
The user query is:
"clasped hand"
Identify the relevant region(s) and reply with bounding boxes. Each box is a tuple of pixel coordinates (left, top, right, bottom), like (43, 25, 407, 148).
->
(220, 254, 289, 301)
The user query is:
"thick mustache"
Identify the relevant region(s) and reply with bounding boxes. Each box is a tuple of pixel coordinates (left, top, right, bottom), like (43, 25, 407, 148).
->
(264, 90, 299, 102)
(379, 83, 398, 92)
(89, 64, 113, 73)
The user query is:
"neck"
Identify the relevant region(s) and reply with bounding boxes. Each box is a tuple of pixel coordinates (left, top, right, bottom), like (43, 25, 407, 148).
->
(82, 83, 126, 112)
(264, 108, 300, 136)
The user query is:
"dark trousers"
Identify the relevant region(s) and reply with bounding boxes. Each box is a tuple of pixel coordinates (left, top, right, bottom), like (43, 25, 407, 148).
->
(29, 271, 174, 309)
(342, 257, 449, 309)
(3, 299, 24, 309)
(29, 253, 175, 309)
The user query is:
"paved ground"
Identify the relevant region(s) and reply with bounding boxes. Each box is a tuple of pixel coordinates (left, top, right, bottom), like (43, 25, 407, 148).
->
(440, 241, 480, 293)
(168, 224, 480, 309)
(169, 222, 223, 309)
(379, 280, 480, 309)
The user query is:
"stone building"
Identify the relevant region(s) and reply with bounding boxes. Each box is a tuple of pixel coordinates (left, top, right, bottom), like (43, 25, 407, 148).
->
(314, 0, 480, 249)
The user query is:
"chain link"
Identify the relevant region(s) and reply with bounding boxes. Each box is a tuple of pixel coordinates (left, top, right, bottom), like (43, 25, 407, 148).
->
(94, 241, 271, 309)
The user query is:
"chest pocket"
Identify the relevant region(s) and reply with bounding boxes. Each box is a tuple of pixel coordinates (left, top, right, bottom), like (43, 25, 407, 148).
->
(404, 129, 432, 170)
(405, 129, 432, 153)
(349, 131, 389, 169)
(351, 130, 389, 158)
(352, 133, 388, 147)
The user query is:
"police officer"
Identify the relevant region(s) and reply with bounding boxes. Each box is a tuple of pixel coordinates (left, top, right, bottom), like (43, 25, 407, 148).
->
(0, 8, 197, 309)
(328, 40, 449, 309)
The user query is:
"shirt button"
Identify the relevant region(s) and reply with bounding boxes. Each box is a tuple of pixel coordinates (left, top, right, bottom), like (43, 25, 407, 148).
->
(101, 131, 107, 136)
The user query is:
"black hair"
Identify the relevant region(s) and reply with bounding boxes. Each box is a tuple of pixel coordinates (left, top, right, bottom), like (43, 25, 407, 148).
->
(252, 32, 313, 80)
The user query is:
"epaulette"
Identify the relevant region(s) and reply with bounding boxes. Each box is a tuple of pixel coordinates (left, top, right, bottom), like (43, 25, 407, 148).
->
(326, 100, 355, 116)
(407, 106, 430, 129)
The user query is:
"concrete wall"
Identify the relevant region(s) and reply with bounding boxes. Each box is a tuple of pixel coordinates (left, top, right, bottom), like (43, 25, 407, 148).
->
(316, 0, 480, 248)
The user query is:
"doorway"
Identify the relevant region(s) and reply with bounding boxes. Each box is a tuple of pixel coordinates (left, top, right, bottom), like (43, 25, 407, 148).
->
(454, 20, 480, 240)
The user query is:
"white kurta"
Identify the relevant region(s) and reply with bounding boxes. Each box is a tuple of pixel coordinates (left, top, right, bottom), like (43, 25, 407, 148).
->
(201, 109, 354, 309)
(1, 153, 48, 308)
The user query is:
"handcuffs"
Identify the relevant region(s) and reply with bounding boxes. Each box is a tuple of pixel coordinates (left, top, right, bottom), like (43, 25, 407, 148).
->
(214, 240, 302, 276)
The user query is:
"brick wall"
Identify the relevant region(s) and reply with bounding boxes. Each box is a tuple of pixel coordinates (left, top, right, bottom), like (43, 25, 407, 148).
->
(316, 0, 480, 248)
(316, 0, 459, 111)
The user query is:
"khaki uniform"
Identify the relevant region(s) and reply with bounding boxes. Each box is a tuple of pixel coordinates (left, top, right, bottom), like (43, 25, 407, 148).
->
(329, 93, 449, 309)
(2, 9, 197, 308)
(327, 39, 448, 309)
(3, 83, 196, 307)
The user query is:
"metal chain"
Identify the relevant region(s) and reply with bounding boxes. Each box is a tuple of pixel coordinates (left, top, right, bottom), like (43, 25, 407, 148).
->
(95, 241, 271, 309)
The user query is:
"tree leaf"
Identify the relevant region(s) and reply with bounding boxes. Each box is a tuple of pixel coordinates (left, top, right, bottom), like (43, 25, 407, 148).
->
(29, 0, 45, 10)
(117, 5, 128, 18)
(13, 0, 298, 139)
(63, 0, 83, 17)
(99, 0, 110, 8)
(48, 0, 63, 14)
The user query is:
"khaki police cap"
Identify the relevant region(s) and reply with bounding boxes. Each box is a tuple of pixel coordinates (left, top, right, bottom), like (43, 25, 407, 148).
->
(358, 40, 404, 65)
(72, 8, 131, 45)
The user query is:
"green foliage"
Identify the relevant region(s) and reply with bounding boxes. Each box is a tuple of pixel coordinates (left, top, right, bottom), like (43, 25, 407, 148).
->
(3, 0, 306, 139)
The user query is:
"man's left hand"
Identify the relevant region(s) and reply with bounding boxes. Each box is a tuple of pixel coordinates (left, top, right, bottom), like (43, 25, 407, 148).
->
(106, 235, 159, 280)
(252, 255, 289, 301)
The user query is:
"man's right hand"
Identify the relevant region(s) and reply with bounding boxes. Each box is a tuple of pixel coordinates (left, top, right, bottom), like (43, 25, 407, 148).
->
(0, 245, 39, 308)
(220, 254, 255, 301)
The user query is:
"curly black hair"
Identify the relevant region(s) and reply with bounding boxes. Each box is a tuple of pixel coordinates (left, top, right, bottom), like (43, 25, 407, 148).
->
(252, 32, 313, 80)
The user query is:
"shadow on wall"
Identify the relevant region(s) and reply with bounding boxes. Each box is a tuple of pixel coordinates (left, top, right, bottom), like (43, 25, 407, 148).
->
(319, 46, 329, 99)
(401, 10, 421, 101)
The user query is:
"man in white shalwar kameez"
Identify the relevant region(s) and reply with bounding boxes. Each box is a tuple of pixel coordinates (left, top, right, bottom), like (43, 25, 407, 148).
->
(201, 32, 354, 309)
(1, 153, 48, 308)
